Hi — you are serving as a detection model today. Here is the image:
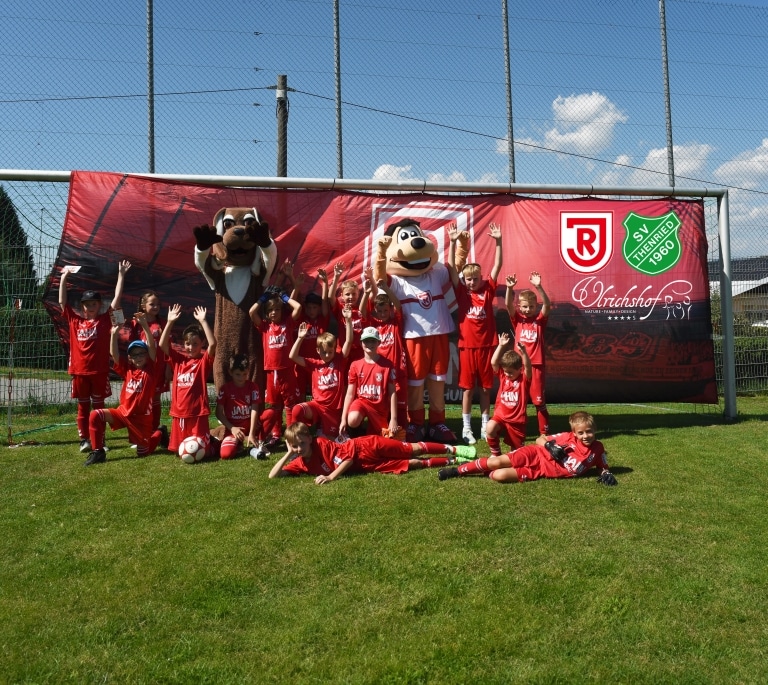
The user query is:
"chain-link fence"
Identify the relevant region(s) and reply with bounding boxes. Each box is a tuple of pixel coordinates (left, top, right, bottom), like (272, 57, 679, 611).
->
(2, 0, 768, 415)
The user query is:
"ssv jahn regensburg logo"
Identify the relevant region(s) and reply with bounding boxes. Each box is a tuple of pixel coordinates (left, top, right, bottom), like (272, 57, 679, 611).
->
(622, 211, 682, 276)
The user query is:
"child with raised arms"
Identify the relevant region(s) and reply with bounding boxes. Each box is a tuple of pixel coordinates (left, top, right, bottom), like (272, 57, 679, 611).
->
(289, 305, 353, 439)
(438, 410, 617, 485)
(327, 261, 364, 362)
(58, 259, 130, 453)
(159, 304, 217, 459)
(505, 271, 552, 435)
(269, 421, 477, 484)
(83, 313, 169, 465)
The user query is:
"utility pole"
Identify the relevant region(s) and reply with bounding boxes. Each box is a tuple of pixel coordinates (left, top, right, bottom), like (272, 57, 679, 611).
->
(276, 74, 289, 177)
(659, 0, 675, 187)
(147, 0, 155, 173)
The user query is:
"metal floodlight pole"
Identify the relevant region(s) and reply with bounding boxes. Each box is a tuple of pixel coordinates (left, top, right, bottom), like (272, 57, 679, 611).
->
(147, 0, 155, 173)
(501, 0, 516, 183)
(659, 0, 675, 187)
(334, 0, 344, 178)
(718, 191, 736, 420)
(276, 74, 288, 177)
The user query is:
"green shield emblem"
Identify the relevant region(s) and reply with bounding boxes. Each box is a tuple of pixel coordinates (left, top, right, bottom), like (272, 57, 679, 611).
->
(622, 211, 682, 276)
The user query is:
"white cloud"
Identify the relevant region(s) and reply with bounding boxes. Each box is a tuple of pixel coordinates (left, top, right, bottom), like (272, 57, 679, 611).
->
(713, 139, 768, 189)
(426, 171, 467, 183)
(372, 164, 416, 181)
(597, 143, 713, 187)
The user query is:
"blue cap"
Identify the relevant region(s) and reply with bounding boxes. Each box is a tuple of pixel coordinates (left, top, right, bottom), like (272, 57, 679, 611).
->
(127, 340, 149, 354)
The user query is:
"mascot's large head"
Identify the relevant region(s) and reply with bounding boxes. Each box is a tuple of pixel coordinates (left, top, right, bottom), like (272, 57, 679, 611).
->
(383, 218, 437, 277)
(211, 207, 266, 268)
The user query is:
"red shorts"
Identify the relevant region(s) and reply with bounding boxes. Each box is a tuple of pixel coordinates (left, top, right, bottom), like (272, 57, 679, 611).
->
(508, 444, 568, 482)
(169, 415, 211, 452)
(353, 435, 412, 474)
(490, 418, 526, 450)
(292, 401, 342, 438)
(71, 373, 112, 400)
(405, 336, 450, 383)
(530, 364, 546, 406)
(348, 398, 388, 434)
(458, 347, 494, 390)
(266, 368, 299, 409)
(107, 406, 153, 449)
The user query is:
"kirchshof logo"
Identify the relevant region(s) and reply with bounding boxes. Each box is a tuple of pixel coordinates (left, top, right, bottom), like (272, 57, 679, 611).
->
(560, 212, 613, 273)
(622, 211, 682, 276)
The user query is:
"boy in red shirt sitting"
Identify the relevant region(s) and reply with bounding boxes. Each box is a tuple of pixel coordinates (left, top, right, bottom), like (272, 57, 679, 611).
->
(84, 312, 169, 465)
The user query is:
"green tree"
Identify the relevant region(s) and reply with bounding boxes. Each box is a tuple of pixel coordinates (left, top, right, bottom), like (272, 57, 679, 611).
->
(0, 185, 37, 308)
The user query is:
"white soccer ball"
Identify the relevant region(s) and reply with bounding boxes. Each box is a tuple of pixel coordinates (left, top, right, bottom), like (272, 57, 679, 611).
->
(178, 435, 206, 463)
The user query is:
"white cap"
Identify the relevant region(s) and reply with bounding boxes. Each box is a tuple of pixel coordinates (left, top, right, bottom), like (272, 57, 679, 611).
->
(360, 326, 381, 342)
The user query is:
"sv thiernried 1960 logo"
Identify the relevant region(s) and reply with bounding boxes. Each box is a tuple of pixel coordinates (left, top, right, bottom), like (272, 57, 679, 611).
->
(622, 211, 682, 276)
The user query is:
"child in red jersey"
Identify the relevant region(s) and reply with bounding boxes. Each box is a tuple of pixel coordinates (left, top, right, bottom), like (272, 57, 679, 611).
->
(127, 290, 170, 430)
(215, 353, 280, 460)
(269, 422, 476, 484)
(289, 305, 353, 439)
(159, 304, 217, 458)
(450, 221, 503, 445)
(505, 271, 552, 435)
(438, 410, 617, 485)
(58, 260, 130, 453)
(292, 266, 332, 401)
(359, 270, 408, 431)
(327, 261, 364, 362)
(340, 326, 398, 437)
(485, 333, 531, 456)
(83, 313, 169, 466)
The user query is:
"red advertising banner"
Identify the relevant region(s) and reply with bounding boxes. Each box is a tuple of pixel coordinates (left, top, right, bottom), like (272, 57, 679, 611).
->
(44, 171, 717, 403)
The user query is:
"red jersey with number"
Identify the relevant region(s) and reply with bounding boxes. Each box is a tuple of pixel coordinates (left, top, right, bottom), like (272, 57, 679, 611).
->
(64, 306, 113, 375)
(167, 347, 213, 418)
(511, 310, 548, 365)
(492, 368, 529, 427)
(216, 380, 260, 430)
(544, 431, 609, 477)
(297, 312, 330, 360)
(113, 358, 159, 418)
(348, 356, 395, 411)
(305, 356, 346, 410)
(257, 319, 295, 370)
(456, 278, 498, 349)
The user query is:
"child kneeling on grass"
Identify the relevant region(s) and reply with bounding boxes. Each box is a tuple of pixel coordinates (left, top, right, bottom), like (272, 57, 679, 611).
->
(269, 422, 477, 485)
(84, 313, 169, 466)
(438, 410, 618, 485)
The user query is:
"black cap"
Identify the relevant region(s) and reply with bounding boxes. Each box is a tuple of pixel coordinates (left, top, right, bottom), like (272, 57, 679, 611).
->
(80, 290, 102, 303)
(305, 292, 323, 305)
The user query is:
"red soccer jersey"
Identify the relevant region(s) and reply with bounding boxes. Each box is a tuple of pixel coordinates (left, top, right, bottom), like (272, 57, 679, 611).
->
(281, 436, 356, 477)
(305, 356, 346, 410)
(332, 299, 363, 356)
(546, 431, 609, 477)
(348, 356, 396, 412)
(258, 319, 296, 370)
(362, 311, 406, 372)
(297, 312, 330, 360)
(113, 358, 159, 418)
(64, 306, 113, 375)
(511, 310, 548, 365)
(456, 278, 499, 349)
(216, 380, 260, 430)
(492, 368, 529, 427)
(167, 347, 213, 418)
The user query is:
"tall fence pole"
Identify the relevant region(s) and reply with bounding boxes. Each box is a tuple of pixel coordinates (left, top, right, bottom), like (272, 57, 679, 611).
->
(276, 74, 288, 177)
(334, 0, 344, 179)
(147, 0, 155, 174)
(718, 190, 736, 420)
(659, 0, 675, 187)
(501, 0, 516, 183)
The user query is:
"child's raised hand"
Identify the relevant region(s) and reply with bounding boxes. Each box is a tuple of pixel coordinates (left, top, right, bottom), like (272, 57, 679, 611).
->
(530, 271, 542, 287)
(364, 278, 373, 294)
(111, 324, 121, 335)
(333, 261, 344, 277)
(297, 322, 309, 338)
(446, 221, 460, 242)
(341, 304, 353, 319)
(517, 341, 528, 355)
(499, 331, 510, 346)
(488, 222, 502, 240)
(294, 271, 305, 288)
(279, 258, 294, 277)
(506, 274, 517, 288)
(193, 306, 207, 322)
(118, 260, 132, 275)
(317, 268, 328, 284)
(363, 265, 374, 283)
(167, 304, 182, 322)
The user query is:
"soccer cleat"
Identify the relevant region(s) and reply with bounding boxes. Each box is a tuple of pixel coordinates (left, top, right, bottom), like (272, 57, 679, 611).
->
(438, 467, 460, 481)
(79, 439, 91, 453)
(453, 445, 476, 463)
(159, 425, 170, 449)
(263, 434, 282, 451)
(461, 427, 477, 445)
(405, 423, 425, 443)
(83, 448, 106, 466)
(428, 423, 457, 443)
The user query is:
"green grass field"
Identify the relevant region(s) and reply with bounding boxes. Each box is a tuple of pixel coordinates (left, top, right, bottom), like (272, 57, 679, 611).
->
(2, 399, 767, 684)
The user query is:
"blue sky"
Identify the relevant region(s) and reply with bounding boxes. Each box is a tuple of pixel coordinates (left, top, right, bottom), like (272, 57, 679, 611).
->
(2, 0, 768, 257)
